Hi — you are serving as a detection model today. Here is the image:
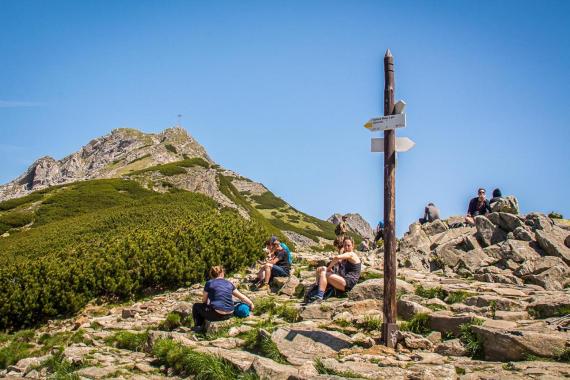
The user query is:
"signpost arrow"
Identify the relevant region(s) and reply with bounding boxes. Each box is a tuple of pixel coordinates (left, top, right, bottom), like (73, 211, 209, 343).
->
(371, 137, 415, 153)
(364, 113, 406, 132)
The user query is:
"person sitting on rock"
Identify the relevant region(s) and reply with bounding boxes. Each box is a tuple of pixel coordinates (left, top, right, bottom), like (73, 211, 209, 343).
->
(489, 188, 502, 205)
(419, 202, 440, 224)
(255, 238, 291, 291)
(466, 188, 492, 225)
(192, 266, 254, 333)
(311, 236, 361, 301)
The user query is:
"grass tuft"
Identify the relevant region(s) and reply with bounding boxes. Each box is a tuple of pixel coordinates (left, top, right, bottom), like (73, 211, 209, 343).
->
(242, 329, 287, 363)
(105, 331, 149, 352)
(152, 338, 257, 380)
(399, 313, 431, 335)
(458, 318, 485, 359)
(314, 358, 360, 378)
(415, 285, 447, 300)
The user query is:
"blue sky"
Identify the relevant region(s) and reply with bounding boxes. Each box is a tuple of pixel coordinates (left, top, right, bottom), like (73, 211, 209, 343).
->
(1, 0, 569, 234)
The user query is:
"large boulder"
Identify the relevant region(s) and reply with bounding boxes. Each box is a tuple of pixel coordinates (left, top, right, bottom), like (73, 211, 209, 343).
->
(535, 228, 570, 265)
(490, 196, 519, 214)
(472, 325, 569, 361)
(525, 213, 553, 232)
(271, 326, 352, 365)
(348, 278, 414, 301)
(422, 219, 448, 236)
(527, 293, 570, 318)
(397, 299, 432, 320)
(434, 339, 467, 357)
(499, 240, 542, 263)
(475, 216, 507, 247)
(487, 212, 526, 232)
(428, 312, 479, 336)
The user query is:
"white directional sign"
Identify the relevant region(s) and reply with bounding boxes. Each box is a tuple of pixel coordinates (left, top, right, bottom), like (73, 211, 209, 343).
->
(371, 137, 416, 153)
(364, 113, 406, 132)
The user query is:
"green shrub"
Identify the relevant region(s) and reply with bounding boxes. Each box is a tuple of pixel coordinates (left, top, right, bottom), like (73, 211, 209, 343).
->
(0, 331, 35, 369)
(158, 312, 190, 331)
(548, 212, 563, 219)
(37, 348, 81, 380)
(0, 181, 267, 331)
(105, 331, 149, 352)
(458, 319, 485, 358)
(0, 192, 44, 211)
(357, 315, 382, 332)
(445, 290, 473, 304)
(251, 191, 287, 209)
(242, 329, 287, 363)
(152, 338, 257, 380)
(165, 144, 178, 154)
(400, 313, 431, 335)
(314, 358, 360, 378)
(415, 285, 447, 300)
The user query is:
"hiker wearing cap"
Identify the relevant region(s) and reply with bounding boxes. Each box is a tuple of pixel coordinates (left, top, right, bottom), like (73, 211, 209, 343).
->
(466, 188, 492, 225)
(419, 203, 440, 224)
(192, 266, 254, 333)
(310, 236, 361, 302)
(255, 237, 290, 291)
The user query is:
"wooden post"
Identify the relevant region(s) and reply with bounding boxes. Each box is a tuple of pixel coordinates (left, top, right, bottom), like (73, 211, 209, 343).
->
(382, 48, 398, 348)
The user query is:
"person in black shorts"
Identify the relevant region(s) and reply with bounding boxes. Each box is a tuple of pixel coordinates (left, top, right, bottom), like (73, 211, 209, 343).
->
(255, 239, 290, 291)
(192, 266, 254, 332)
(311, 236, 361, 301)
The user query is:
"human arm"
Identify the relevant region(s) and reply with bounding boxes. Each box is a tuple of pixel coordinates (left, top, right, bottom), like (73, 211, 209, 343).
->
(232, 289, 255, 311)
(467, 199, 475, 216)
(202, 291, 209, 303)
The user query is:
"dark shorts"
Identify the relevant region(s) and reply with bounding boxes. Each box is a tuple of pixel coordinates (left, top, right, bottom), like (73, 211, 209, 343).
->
(271, 265, 289, 278)
(343, 276, 359, 292)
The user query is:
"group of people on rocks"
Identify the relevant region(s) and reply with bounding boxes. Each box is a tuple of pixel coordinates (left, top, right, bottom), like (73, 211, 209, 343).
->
(418, 187, 504, 227)
(191, 234, 363, 331)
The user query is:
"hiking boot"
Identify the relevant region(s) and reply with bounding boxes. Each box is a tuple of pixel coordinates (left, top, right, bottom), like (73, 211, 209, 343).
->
(191, 325, 205, 333)
(309, 294, 324, 303)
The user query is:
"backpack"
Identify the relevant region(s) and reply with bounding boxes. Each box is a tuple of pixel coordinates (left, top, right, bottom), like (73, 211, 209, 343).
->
(280, 242, 293, 264)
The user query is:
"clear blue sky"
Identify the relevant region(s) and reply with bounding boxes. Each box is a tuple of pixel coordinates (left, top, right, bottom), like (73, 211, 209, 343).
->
(1, 0, 569, 235)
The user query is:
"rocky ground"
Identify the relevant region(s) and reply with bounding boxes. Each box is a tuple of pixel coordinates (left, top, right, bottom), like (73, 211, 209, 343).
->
(1, 209, 569, 379)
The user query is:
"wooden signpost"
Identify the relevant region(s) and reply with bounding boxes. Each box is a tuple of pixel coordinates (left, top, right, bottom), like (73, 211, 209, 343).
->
(364, 49, 415, 348)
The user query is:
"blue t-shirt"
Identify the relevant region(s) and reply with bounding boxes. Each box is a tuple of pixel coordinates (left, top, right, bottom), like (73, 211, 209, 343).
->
(204, 278, 235, 312)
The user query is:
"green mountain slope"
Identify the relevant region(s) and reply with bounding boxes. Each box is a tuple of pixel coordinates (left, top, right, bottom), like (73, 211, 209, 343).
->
(0, 179, 268, 330)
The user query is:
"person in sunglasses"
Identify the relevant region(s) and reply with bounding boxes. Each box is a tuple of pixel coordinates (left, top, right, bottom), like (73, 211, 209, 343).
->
(466, 188, 492, 225)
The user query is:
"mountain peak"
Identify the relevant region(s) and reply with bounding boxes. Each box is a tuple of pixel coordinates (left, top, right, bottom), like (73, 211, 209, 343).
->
(0, 126, 211, 201)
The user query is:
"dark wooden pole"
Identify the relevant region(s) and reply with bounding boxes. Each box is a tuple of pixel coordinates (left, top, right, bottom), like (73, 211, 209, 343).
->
(382, 48, 398, 348)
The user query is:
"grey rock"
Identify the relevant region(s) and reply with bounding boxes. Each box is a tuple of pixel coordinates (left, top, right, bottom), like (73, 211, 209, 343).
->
(348, 278, 414, 301)
(397, 331, 433, 350)
(271, 326, 352, 365)
(171, 302, 193, 319)
(513, 226, 533, 241)
(526, 212, 553, 232)
(428, 312, 479, 336)
(473, 325, 568, 361)
(535, 228, 570, 264)
(434, 339, 467, 356)
(528, 293, 570, 318)
(397, 299, 432, 320)
(490, 196, 520, 214)
(422, 219, 448, 237)
(475, 216, 507, 247)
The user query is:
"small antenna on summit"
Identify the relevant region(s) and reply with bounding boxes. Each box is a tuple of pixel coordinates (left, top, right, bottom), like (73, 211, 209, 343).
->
(176, 114, 182, 127)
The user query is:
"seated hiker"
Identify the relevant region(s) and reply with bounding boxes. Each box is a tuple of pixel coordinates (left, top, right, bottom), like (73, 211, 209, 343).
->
(466, 188, 492, 225)
(419, 202, 440, 224)
(255, 238, 291, 291)
(311, 236, 361, 301)
(192, 266, 254, 332)
(489, 188, 503, 205)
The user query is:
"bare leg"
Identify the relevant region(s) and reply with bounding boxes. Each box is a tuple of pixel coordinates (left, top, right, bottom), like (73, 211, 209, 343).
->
(318, 268, 328, 292)
(263, 264, 273, 284)
(326, 273, 347, 292)
(315, 266, 326, 284)
(466, 216, 475, 226)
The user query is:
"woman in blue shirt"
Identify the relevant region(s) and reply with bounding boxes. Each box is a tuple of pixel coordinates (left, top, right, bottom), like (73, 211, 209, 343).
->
(192, 266, 255, 332)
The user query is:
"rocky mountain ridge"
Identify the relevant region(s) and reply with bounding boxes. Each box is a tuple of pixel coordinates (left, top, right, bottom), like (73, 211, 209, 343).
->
(0, 127, 210, 202)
